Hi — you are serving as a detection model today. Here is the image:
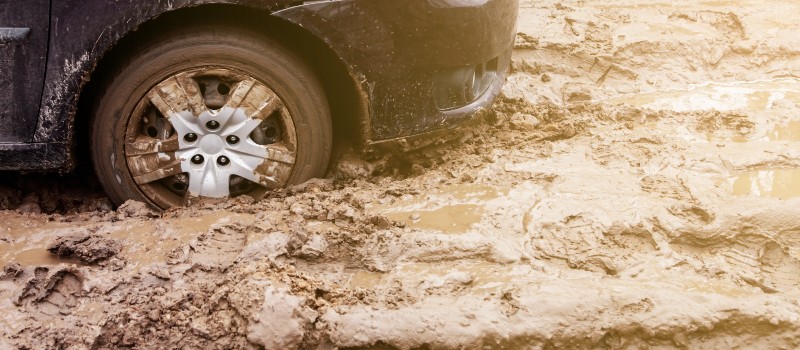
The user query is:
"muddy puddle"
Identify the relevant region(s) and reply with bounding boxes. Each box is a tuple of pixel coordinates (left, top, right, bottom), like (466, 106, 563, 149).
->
(706, 120, 800, 143)
(0, 210, 256, 267)
(371, 184, 503, 233)
(103, 210, 257, 266)
(0, 216, 86, 267)
(722, 168, 800, 199)
(11, 249, 83, 267)
(602, 79, 800, 200)
(602, 79, 800, 113)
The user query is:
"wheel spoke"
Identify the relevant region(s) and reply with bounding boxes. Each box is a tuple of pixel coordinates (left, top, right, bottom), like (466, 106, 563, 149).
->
(169, 112, 204, 137)
(264, 144, 296, 165)
(228, 160, 257, 182)
(237, 82, 283, 120)
(175, 73, 208, 117)
(125, 136, 180, 156)
(128, 153, 183, 185)
(148, 73, 208, 118)
(224, 79, 256, 109)
(250, 97, 283, 120)
(186, 162, 231, 198)
(219, 77, 283, 120)
(228, 139, 267, 159)
(227, 141, 295, 165)
(229, 160, 282, 188)
(229, 119, 263, 139)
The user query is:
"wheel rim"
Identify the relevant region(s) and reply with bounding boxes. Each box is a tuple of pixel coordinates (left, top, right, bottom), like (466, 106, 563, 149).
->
(123, 67, 297, 208)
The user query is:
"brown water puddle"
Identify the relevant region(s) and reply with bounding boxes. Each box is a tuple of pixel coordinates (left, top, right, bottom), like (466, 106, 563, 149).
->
(349, 270, 383, 289)
(0, 210, 255, 267)
(106, 210, 256, 266)
(385, 204, 484, 233)
(13, 248, 83, 266)
(603, 79, 800, 143)
(602, 79, 800, 113)
(721, 169, 800, 199)
(706, 120, 800, 143)
(373, 185, 501, 233)
(0, 214, 87, 267)
(767, 120, 800, 142)
(681, 277, 757, 296)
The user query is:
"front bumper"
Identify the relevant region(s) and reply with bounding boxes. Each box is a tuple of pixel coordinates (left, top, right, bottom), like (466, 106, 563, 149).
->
(276, 0, 518, 145)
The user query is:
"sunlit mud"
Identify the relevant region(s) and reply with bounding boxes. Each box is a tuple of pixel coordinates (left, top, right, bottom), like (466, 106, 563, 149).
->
(3, 0, 800, 349)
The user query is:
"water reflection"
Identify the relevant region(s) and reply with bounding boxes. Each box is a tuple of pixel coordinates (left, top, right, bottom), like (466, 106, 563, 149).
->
(724, 169, 800, 199)
(602, 79, 800, 112)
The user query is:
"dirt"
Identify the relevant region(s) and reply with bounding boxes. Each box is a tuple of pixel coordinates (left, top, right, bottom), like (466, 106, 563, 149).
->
(3, 1, 800, 349)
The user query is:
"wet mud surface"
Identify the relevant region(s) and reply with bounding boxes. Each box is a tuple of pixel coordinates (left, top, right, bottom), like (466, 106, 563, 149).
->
(4, 1, 800, 349)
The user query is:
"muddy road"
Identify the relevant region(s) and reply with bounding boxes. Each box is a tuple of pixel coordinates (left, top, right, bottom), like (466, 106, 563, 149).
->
(3, 1, 800, 349)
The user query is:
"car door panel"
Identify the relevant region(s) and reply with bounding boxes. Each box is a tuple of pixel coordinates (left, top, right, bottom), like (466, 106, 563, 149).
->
(0, 0, 49, 143)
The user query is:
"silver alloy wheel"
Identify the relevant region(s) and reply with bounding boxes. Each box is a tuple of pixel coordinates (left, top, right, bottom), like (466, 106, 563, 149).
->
(123, 68, 297, 208)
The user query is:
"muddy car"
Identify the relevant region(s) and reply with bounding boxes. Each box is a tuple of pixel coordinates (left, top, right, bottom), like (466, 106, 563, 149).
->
(0, 0, 518, 209)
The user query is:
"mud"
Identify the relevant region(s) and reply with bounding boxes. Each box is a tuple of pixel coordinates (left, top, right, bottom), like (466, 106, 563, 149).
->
(3, 0, 800, 349)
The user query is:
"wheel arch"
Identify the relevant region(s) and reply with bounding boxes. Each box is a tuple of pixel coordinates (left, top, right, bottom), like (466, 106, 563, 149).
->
(75, 3, 369, 172)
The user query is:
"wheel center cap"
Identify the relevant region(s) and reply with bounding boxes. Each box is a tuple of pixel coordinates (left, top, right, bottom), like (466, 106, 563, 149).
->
(199, 134, 225, 154)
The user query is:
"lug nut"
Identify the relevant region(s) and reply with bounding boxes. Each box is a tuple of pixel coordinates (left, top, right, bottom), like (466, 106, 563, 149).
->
(184, 133, 198, 142)
(226, 135, 240, 144)
(191, 154, 204, 165)
(206, 120, 220, 130)
(217, 156, 230, 166)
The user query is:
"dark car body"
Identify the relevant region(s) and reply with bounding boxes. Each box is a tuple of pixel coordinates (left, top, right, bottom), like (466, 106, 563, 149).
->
(0, 0, 518, 171)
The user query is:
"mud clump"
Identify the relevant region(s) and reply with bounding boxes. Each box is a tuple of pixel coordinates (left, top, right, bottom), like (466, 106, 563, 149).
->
(246, 285, 311, 349)
(115, 200, 159, 219)
(15, 193, 42, 214)
(48, 234, 121, 264)
(695, 110, 755, 135)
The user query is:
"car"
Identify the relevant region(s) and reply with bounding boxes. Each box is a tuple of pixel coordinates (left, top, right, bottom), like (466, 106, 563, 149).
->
(0, 0, 518, 209)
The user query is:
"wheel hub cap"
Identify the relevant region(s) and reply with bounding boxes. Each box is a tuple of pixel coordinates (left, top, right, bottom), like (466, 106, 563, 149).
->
(198, 134, 224, 154)
(123, 68, 298, 207)
(172, 107, 278, 198)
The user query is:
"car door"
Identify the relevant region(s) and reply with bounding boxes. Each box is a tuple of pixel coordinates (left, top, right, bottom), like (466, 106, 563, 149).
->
(0, 0, 49, 143)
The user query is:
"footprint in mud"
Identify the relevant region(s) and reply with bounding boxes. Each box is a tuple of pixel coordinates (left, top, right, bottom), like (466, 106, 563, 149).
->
(13, 267, 83, 316)
(187, 224, 248, 270)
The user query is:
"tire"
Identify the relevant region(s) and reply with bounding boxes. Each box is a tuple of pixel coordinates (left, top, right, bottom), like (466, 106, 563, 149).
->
(91, 26, 332, 209)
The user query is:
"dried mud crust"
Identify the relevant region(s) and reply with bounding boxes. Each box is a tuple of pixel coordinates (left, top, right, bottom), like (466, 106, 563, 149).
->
(3, 0, 800, 349)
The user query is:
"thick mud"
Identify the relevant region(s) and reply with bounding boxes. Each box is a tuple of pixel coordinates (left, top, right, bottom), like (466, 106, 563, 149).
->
(4, 0, 800, 349)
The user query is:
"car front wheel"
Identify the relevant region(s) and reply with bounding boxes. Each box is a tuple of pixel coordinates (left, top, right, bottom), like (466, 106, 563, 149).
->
(91, 26, 332, 209)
